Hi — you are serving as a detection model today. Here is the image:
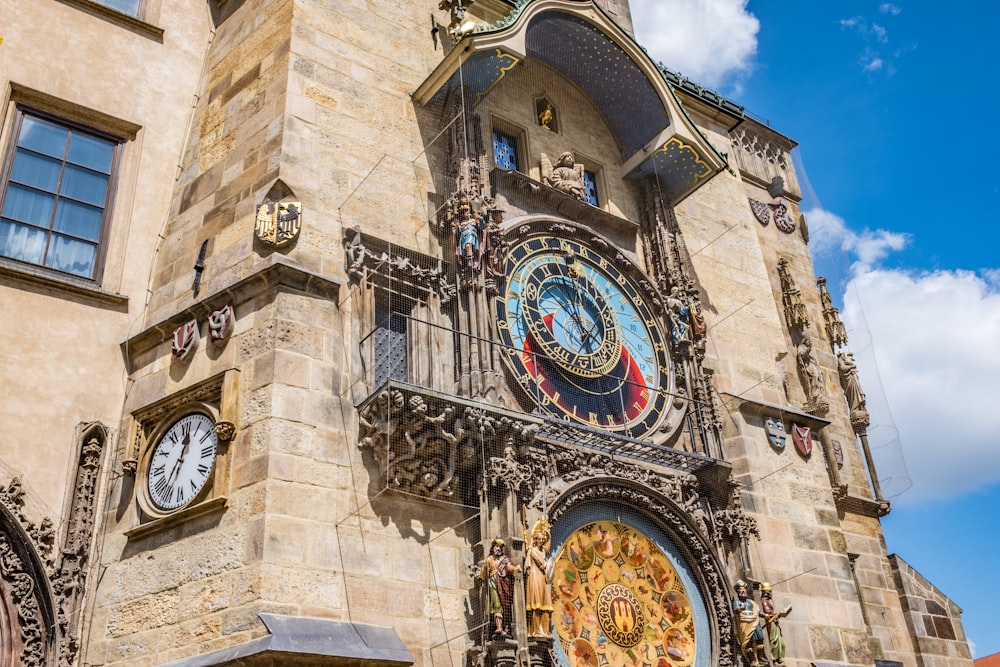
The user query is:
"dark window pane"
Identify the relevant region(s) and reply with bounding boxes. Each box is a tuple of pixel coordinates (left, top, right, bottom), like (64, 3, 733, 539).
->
(1, 184, 55, 226)
(61, 165, 110, 207)
(17, 116, 69, 159)
(583, 170, 598, 206)
(0, 220, 47, 265)
(67, 133, 115, 174)
(493, 130, 519, 171)
(10, 150, 62, 192)
(46, 234, 97, 277)
(53, 199, 103, 241)
(90, 0, 141, 15)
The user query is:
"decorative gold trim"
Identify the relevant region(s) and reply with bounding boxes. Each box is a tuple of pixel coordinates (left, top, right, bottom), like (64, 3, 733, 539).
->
(473, 49, 521, 107)
(652, 136, 713, 181)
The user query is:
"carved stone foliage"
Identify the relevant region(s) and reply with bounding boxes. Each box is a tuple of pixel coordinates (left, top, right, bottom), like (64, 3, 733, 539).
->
(53, 422, 107, 667)
(0, 479, 56, 667)
(714, 483, 760, 545)
(549, 483, 736, 667)
(522, 447, 718, 544)
(358, 387, 536, 501)
(0, 425, 111, 666)
(344, 228, 455, 304)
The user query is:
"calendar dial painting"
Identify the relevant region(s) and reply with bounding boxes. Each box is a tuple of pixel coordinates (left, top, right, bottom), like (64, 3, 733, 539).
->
(552, 522, 696, 667)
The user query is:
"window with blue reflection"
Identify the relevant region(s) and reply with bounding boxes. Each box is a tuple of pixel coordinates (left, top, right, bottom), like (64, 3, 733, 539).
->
(492, 130, 519, 171)
(0, 113, 118, 280)
(583, 169, 599, 206)
(90, 0, 142, 17)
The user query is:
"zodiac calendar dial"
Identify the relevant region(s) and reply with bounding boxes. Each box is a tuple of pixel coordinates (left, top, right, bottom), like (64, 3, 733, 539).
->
(495, 235, 673, 438)
(552, 522, 697, 667)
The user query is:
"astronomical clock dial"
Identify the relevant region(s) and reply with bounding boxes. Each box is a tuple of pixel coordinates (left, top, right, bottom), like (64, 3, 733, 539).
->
(495, 235, 673, 438)
(553, 522, 697, 667)
(145, 412, 218, 513)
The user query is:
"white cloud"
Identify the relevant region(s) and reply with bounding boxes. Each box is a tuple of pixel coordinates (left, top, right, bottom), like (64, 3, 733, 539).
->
(839, 12, 905, 75)
(863, 56, 885, 72)
(807, 207, 1000, 506)
(628, 0, 759, 88)
(804, 207, 908, 272)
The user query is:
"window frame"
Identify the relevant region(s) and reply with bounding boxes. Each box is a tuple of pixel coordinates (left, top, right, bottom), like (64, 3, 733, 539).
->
(88, 0, 146, 18)
(490, 116, 528, 173)
(0, 106, 124, 284)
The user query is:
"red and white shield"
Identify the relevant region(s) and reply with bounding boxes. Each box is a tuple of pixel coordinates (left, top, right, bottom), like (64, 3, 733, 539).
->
(792, 424, 812, 458)
(172, 319, 200, 361)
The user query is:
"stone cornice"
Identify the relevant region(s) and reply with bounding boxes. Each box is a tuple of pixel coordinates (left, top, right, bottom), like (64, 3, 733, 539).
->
(122, 259, 341, 361)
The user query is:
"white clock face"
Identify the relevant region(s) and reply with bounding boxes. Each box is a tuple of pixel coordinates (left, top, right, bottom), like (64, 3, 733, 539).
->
(147, 413, 217, 512)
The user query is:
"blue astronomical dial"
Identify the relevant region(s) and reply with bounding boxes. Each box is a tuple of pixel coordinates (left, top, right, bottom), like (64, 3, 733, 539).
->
(495, 235, 673, 438)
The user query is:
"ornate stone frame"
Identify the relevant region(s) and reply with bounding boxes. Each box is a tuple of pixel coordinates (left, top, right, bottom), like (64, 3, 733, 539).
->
(0, 495, 57, 667)
(549, 478, 736, 667)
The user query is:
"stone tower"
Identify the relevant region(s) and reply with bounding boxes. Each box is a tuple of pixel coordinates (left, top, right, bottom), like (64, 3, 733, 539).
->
(0, 0, 972, 666)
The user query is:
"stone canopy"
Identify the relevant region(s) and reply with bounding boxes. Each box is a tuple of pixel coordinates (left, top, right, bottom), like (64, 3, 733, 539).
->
(412, 0, 731, 201)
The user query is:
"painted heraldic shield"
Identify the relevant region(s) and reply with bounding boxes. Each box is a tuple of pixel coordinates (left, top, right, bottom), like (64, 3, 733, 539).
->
(792, 424, 813, 457)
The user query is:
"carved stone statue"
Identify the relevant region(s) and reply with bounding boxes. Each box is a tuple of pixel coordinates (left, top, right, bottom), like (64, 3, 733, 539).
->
(453, 195, 485, 269)
(525, 519, 553, 638)
(796, 335, 824, 408)
(541, 151, 585, 200)
(733, 579, 766, 667)
(666, 286, 691, 345)
(837, 351, 868, 422)
(480, 538, 520, 637)
(760, 582, 791, 665)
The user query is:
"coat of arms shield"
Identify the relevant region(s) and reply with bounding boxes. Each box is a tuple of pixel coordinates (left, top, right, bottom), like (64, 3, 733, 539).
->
(792, 424, 813, 457)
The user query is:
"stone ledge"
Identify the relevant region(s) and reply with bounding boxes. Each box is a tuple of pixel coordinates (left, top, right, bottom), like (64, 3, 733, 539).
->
(158, 613, 414, 667)
(0, 258, 129, 309)
(122, 258, 342, 360)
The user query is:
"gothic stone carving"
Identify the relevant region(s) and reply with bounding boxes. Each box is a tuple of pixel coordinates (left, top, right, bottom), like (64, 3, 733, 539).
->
(540, 151, 585, 201)
(0, 478, 56, 667)
(524, 447, 717, 545)
(344, 229, 455, 304)
(714, 483, 760, 545)
(358, 388, 536, 501)
(818, 277, 848, 348)
(777, 258, 808, 333)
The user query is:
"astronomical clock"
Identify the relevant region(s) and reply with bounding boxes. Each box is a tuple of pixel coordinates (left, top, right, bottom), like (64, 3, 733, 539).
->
(494, 230, 676, 440)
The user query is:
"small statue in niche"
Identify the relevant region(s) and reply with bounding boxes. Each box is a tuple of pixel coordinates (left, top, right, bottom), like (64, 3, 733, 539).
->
(480, 538, 520, 637)
(482, 204, 508, 277)
(453, 194, 484, 269)
(666, 286, 691, 346)
(796, 334, 824, 408)
(733, 579, 767, 667)
(759, 582, 792, 665)
(536, 99, 557, 131)
(541, 151, 585, 200)
(525, 519, 553, 638)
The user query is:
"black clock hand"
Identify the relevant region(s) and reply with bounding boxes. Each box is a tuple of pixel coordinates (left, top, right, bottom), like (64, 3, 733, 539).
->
(166, 431, 192, 488)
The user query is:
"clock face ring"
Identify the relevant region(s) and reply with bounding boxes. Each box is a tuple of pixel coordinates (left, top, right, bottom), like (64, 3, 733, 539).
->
(145, 412, 218, 512)
(496, 235, 673, 437)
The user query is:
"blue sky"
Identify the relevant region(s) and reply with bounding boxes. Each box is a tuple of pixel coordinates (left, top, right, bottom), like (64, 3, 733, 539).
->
(630, 0, 1000, 657)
